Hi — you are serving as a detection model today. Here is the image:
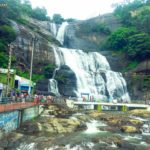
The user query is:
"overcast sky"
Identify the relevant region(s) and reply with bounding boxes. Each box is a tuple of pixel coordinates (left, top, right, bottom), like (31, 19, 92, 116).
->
(29, 0, 125, 20)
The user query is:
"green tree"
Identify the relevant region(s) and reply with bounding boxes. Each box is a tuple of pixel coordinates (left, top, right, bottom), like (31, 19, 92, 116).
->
(107, 27, 136, 50)
(0, 25, 16, 42)
(52, 14, 64, 24)
(21, 0, 32, 16)
(44, 64, 56, 78)
(31, 7, 49, 21)
(0, 52, 8, 68)
(114, 0, 144, 26)
(127, 33, 150, 60)
(133, 7, 150, 34)
(5, 0, 22, 19)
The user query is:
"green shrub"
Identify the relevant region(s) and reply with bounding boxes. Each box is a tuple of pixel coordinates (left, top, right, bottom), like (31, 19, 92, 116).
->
(16, 70, 44, 82)
(127, 33, 150, 60)
(123, 60, 139, 72)
(107, 27, 136, 51)
(44, 64, 56, 78)
(143, 75, 150, 89)
(0, 25, 16, 42)
(16, 18, 28, 25)
(0, 40, 7, 52)
(0, 52, 8, 68)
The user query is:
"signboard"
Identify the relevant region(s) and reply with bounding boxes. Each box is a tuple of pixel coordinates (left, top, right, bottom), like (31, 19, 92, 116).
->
(0, 68, 15, 74)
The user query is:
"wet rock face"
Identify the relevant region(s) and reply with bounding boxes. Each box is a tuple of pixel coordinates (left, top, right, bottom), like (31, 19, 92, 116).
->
(64, 14, 121, 51)
(55, 65, 77, 97)
(35, 79, 49, 94)
(12, 21, 55, 74)
(64, 24, 97, 51)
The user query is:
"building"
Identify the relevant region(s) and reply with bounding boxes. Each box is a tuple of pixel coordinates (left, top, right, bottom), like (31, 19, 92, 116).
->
(0, 68, 16, 97)
(15, 75, 34, 95)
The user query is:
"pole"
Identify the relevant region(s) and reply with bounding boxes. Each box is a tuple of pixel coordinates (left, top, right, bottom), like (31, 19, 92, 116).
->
(6, 44, 13, 97)
(30, 37, 34, 82)
(29, 37, 35, 94)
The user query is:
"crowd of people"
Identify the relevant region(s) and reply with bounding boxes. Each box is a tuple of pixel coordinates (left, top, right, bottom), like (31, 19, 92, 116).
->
(8, 90, 55, 104)
(33, 94, 54, 104)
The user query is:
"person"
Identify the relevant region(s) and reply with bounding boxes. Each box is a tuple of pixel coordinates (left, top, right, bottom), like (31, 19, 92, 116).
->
(108, 96, 113, 103)
(11, 89, 16, 102)
(34, 94, 39, 104)
(90, 95, 94, 102)
(20, 93, 25, 103)
(0, 83, 3, 102)
(82, 96, 86, 102)
(47, 95, 52, 104)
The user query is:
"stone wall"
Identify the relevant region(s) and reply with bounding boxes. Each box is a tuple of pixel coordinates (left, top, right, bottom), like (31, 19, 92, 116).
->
(0, 105, 43, 134)
(22, 106, 39, 122)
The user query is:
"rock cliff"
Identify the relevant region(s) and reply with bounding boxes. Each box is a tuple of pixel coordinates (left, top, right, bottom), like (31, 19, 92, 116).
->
(10, 15, 149, 100)
(11, 18, 58, 74)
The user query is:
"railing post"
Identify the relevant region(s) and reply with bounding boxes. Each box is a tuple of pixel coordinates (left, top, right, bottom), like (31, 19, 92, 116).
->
(97, 105, 102, 112)
(121, 105, 128, 112)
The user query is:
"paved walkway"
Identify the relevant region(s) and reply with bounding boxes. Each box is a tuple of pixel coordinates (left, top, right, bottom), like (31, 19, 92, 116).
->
(0, 102, 37, 113)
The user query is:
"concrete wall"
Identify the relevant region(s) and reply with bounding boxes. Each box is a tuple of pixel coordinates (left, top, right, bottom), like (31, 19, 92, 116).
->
(22, 106, 39, 122)
(0, 105, 43, 133)
(0, 110, 19, 133)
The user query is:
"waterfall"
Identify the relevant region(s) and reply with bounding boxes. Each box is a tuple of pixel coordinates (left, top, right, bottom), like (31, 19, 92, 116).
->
(49, 22, 130, 102)
(85, 120, 107, 134)
(50, 23, 57, 37)
(56, 22, 68, 45)
(141, 123, 150, 135)
(85, 120, 100, 134)
(48, 46, 61, 96)
(55, 47, 130, 101)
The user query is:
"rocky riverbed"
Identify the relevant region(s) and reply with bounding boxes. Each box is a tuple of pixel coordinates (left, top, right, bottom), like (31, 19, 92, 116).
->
(0, 104, 150, 150)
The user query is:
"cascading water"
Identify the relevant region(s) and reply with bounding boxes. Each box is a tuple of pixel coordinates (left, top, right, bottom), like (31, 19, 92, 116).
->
(49, 22, 130, 102)
(48, 46, 61, 96)
(50, 23, 57, 37)
(56, 22, 68, 45)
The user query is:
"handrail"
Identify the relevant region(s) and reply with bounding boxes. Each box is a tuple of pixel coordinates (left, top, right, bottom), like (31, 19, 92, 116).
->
(0, 102, 37, 113)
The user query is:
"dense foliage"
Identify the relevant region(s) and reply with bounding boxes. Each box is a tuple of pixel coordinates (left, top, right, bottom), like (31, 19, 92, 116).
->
(52, 14, 64, 24)
(106, 0, 150, 61)
(0, 0, 50, 21)
(0, 0, 50, 68)
(44, 64, 56, 78)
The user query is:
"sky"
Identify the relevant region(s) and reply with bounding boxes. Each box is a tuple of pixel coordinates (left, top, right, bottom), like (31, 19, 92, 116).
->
(29, 0, 125, 20)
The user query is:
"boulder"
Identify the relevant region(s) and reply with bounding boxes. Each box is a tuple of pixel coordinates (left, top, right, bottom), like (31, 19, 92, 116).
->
(55, 65, 77, 97)
(121, 126, 138, 133)
(89, 111, 104, 118)
(108, 118, 121, 126)
(130, 109, 150, 118)
(67, 119, 80, 126)
(129, 119, 143, 126)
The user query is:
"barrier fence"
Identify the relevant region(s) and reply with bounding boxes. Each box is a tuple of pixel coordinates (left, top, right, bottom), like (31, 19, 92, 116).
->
(0, 102, 37, 113)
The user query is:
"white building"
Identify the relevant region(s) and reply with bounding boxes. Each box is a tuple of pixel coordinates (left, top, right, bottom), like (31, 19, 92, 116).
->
(15, 75, 34, 94)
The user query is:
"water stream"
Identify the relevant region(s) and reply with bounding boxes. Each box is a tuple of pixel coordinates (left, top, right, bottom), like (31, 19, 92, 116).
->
(13, 113, 150, 150)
